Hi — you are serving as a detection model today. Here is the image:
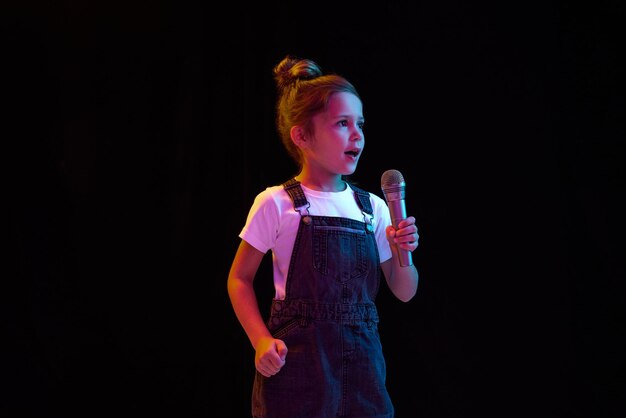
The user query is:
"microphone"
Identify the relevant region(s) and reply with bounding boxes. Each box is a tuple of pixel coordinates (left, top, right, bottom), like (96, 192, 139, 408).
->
(381, 169, 412, 267)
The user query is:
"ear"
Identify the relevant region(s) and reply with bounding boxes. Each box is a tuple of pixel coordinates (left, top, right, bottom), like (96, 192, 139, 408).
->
(290, 125, 307, 148)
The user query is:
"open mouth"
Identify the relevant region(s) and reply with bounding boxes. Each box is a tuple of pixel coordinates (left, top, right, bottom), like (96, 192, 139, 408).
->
(345, 150, 360, 158)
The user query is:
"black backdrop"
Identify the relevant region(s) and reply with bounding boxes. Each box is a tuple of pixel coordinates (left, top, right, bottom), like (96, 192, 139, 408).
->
(5, 2, 625, 417)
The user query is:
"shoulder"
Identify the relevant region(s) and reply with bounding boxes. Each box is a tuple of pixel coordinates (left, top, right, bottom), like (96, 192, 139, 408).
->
(251, 184, 292, 204)
(249, 184, 294, 215)
(254, 184, 287, 201)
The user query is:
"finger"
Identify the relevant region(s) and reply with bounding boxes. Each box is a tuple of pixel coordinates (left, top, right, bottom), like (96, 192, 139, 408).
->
(276, 341, 288, 361)
(258, 366, 276, 377)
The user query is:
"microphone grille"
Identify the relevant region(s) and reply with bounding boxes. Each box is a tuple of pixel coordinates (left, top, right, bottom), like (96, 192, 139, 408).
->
(381, 169, 405, 187)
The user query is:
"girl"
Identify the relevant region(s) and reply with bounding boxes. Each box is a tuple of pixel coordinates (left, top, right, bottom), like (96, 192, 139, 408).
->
(227, 55, 419, 418)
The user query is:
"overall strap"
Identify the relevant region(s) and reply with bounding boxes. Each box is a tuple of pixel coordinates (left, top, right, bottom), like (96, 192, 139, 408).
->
(282, 178, 311, 223)
(282, 178, 309, 209)
(347, 183, 375, 233)
(348, 183, 373, 215)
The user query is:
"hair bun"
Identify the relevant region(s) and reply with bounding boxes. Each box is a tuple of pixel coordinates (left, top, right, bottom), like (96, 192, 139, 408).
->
(273, 55, 323, 90)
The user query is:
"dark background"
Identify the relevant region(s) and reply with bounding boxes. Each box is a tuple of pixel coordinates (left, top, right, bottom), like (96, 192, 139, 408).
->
(5, 2, 625, 417)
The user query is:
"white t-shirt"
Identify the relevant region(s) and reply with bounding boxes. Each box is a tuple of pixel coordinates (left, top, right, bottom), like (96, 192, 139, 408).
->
(240, 182, 393, 300)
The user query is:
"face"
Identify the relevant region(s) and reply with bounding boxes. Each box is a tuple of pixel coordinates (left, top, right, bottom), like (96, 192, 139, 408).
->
(303, 91, 364, 177)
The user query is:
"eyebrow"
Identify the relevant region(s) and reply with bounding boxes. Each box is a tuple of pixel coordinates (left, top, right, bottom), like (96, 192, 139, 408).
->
(332, 113, 365, 121)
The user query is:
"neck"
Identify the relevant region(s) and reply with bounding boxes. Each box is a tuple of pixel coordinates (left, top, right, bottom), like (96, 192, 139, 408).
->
(296, 173, 345, 192)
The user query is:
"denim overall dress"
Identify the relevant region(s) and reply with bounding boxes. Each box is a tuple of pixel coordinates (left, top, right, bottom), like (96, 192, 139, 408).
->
(252, 179, 394, 418)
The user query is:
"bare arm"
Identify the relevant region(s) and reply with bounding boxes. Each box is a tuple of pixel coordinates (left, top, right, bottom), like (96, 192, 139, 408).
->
(380, 216, 419, 302)
(227, 240, 287, 376)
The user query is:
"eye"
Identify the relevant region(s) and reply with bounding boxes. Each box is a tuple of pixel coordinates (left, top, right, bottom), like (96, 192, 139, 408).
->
(338, 120, 349, 127)
(358, 121, 365, 130)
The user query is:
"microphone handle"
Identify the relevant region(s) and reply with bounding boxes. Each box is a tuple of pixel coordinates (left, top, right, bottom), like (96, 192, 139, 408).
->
(388, 199, 406, 229)
(387, 198, 412, 267)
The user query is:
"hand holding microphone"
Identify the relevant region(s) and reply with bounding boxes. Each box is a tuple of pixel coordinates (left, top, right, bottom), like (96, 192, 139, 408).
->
(381, 169, 417, 267)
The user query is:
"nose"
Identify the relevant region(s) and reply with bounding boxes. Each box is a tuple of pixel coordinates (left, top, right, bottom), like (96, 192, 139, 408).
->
(351, 125, 363, 141)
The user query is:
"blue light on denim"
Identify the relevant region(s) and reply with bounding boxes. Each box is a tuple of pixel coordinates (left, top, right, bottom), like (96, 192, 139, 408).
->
(252, 181, 394, 418)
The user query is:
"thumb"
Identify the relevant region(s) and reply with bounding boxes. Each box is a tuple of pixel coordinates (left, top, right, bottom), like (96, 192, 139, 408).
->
(275, 340, 288, 362)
